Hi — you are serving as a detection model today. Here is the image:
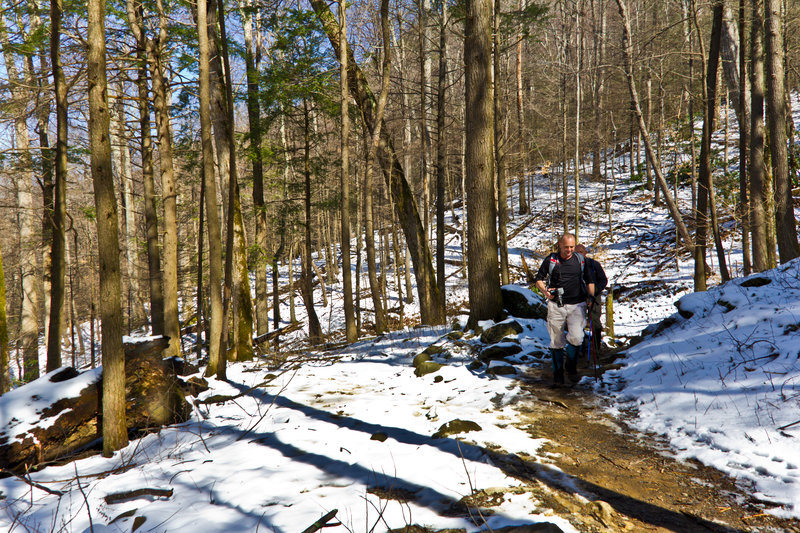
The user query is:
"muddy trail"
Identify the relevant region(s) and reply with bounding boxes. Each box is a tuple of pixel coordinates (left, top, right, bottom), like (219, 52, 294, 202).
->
(486, 359, 800, 533)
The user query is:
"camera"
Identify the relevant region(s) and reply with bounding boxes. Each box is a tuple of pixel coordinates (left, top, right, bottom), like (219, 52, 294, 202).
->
(549, 287, 565, 307)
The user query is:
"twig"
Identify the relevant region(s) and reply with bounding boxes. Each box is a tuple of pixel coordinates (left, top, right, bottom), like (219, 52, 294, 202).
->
(778, 419, 800, 431)
(300, 509, 339, 533)
(0, 469, 63, 496)
(104, 488, 174, 505)
(75, 463, 93, 532)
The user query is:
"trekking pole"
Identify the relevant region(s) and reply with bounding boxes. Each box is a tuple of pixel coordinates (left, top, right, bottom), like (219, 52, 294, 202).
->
(589, 315, 598, 382)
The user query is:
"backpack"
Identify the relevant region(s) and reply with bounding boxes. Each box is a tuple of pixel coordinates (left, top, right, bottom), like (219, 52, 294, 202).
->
(547, 252, 586, 292)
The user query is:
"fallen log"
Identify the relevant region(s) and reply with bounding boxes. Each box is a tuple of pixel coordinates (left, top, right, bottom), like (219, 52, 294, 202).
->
(0, 337, 193, 474)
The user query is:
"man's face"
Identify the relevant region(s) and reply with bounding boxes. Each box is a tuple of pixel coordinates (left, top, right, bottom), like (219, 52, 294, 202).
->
(559, 237, 575, 260)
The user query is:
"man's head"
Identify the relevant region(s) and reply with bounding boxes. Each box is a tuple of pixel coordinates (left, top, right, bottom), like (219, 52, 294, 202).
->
(574, 244, 588, 256)
(558, 233, 576, 260)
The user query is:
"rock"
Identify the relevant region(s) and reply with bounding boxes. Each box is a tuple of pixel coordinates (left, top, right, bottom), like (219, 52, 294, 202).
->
(413, 352, 433, 367)
(433, 419, 482, 438)
(480, 321, 524, 344)
(422, 345, 445, 356)
(741, 276, 771, 287)
(371, 432, 388, 442)
(501, 285, 547, 320)
(446, 330, 464, 340)
(487, 363, 517, 376)
(479, 343, 523, 362)
(414, 361, 443, 377)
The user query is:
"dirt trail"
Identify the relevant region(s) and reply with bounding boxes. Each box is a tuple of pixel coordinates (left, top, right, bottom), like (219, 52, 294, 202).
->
(491, 363, 800, 533)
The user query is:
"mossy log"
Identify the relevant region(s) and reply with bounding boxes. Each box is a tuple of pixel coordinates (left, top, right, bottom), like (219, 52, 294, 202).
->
(0, 337, 193, 474)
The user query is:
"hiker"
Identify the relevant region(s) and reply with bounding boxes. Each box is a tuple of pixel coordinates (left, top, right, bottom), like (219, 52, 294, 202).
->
(574, 244, 608, 362)
(534, 233, 596, 385)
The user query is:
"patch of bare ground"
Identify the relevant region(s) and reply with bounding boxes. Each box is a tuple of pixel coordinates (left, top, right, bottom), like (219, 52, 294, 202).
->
(497, 363, 800, 533)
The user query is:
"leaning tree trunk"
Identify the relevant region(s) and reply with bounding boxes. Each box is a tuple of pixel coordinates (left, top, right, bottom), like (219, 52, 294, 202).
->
(615, 0, 695, 253)
(465, 0, 503, 329)
(765, 0, 800, 262)
(88, 0, 127, 456)
(309, 0, 443, 325)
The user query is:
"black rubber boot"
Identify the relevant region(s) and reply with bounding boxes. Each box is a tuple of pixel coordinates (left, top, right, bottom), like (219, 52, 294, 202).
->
(551, 348, 565, 385)
(565, 343, 579, 383)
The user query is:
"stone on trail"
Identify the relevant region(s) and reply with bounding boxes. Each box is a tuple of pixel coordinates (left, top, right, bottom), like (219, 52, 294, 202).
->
(480, 320, 524, 344)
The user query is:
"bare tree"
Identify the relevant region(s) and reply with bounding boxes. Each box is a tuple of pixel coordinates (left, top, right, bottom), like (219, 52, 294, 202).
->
(46, 0, 68, 373)
(88, 0, 127, 455)
(197, 0, 224, 377)
(339, 0, 357, 341)
(465, 0, 502, 328)
(750, 0, 769, 271)
(765, 0, 800, 262)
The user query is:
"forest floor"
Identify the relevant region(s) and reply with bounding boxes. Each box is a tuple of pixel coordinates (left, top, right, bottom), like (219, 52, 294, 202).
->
(489, 357, 800, 533)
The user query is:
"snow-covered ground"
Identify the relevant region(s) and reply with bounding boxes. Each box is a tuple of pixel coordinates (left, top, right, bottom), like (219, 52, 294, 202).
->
(1, 96, 800, 531)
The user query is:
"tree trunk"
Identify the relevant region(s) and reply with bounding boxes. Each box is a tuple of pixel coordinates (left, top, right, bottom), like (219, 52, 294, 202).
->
(240, 0, 269, 337)
(0, 239, 9, 394)
(301, 99, 323, 344)
(217, 0, 255, 361)
(47, 0, 68, 374)
(765, 0, 800, 262)
(574, 0, 583, 237)
(339, 0, 357, 342)
(419, 0, 431, 239)
(88, 0, 127, 455)
(750, 0, 769, 271)
(436, 0, 448, 314)
(0, 14, 40, 381)
(150, 0, 180, 357)
(697, 1, 730, 285)
(465, 0, 502, 329)
(364, 0, 391, 334)
(516, 0, 530, 213)
(309, 0, 443, 325)
(111, 92, 147, 329)
(196, 0, 224, 377)
(494, 0, 510, 286)
(127, 0, 165, 336)
(737, 0, 752, 275)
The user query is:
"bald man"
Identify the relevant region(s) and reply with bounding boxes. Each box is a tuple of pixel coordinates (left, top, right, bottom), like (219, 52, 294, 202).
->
(534, 234, 595, 384)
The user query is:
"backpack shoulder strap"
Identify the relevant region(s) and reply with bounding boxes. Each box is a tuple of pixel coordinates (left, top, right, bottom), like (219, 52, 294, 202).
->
(547, 253, 560, 279)
(574, 252, 585, 276)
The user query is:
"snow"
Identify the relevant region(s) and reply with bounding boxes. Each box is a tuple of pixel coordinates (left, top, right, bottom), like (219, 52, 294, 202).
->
(601, 259, 800, 519)
(2, 95, 800, 530)
(0, 367, 101, 439)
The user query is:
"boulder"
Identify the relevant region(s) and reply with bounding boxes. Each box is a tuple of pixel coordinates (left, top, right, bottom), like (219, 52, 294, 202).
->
(501, 285, 547, 320)
(479, 343, 523, 362)
(480, 321, 524, 344)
